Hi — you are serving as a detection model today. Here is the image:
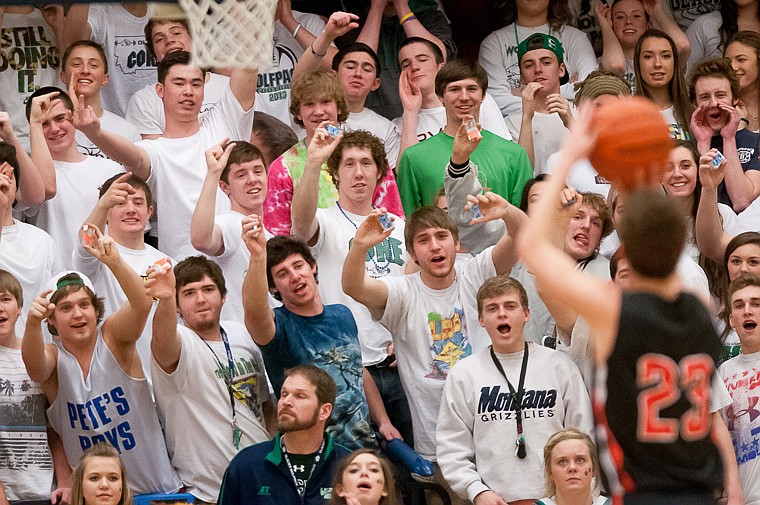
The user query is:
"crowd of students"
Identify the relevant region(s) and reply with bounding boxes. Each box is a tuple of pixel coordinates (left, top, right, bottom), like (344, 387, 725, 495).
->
(1, 1, 760, 505)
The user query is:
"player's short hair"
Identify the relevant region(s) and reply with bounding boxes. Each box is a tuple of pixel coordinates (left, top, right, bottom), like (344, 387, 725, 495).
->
(618, 189, 685, 279)
(404, 206, 459, 255)
(284, 364, 336, 407)
(435, 59, 488, 98)
(99, 173, 153, 208)
(62, 40, 109, 74)
(220, 141, 265, 183)
(476, 275, 529, 315)
(326, 130, 388, 189)
(290, 71, 349, 129)
(174, 256, 228, 303)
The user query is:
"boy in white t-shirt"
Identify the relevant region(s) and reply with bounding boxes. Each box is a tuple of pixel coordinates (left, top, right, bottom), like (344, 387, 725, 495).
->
(76, 50, 257, 261)
(60, 40, 141, 159)
(342, 123, 528, 503)
(72, 173, 170, 382)
(191, 140, 269, 322)
(0, 144, 62, 335)
(125, 14, 230, 140)
(62, 3, 155, 117)
(25, 86, 123, 268)
(290, 126, 413, 443)
(507, 33, 572, 175)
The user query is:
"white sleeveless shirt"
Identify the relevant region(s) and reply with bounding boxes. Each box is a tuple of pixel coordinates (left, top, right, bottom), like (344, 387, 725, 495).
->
(46, 333, 181, 495)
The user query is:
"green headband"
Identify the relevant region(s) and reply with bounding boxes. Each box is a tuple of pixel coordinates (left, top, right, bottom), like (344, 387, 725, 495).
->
(56, 278, 85, 290)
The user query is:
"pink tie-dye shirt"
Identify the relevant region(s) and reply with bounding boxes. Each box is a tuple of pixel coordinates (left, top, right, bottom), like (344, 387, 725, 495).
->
(263, 139, 404, 235)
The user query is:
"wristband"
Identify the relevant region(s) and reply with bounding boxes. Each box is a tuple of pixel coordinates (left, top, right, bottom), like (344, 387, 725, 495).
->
(310, 43, 327, 58)
(740, 117, 750, 125)
(399, 12, 417, 25)
(292, 23, 302, 38)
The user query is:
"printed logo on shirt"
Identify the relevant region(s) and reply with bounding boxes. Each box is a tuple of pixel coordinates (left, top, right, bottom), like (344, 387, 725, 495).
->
(426, 308, 471, 380)
(723, 367, 760, 465)
(112, 36, 156, 75)
(667, 123, 690, 141)
(213, 356, 265, 420)
(348, 236, 405, 277)
(738, 147, 755, 165)
(477, 385, 558, 423)
(258, 486, 271, 496)
(668, 0, 720, 24)
(0, 374, 51, 472)
(320, 488, 333, 499)
(0, 25, 59, 93)
(67, 386, 136, 454)
(258, 40, 297, 103)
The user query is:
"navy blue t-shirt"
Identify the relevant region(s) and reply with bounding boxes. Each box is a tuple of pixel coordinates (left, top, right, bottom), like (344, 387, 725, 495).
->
(262, 304, 375, 449)
(711, 129, 760, 209)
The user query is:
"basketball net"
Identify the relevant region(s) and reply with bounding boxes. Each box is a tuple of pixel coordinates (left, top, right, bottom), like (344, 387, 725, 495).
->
(176, 0, 277, 68)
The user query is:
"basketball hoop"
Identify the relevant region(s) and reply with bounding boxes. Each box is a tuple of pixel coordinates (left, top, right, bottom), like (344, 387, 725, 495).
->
(176, 0, 277, 69)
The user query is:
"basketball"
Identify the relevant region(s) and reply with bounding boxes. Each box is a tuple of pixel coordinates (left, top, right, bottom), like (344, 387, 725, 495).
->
(589, 96, 673, 189)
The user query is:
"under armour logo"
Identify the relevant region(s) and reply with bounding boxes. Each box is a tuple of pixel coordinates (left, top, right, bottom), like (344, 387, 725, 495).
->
(725, 396, 760, 431)
(293, 464, 305, 472)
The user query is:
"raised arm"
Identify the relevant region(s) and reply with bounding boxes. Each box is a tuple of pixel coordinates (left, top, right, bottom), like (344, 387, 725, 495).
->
(28, 93, 59, 200)
(229, 67, 259, 112)
(517, 113, 620, 364)
(147, 265, 182, 373)
(466, 192, 526, 275)
(91, 231, 151, 352)
(275, 0, 339, 73)
(356, 0, 385, 52)
(0, 112, 45, 207)
(291, 11, 359, 83)
(241, 214, 277, 346)
(62, 4, 92, 50)
(191, 141, 233, 256)
(342, 208, 390, 311)
(73, 92, 152, 179)
(85, 172, 136, 232)
(392, 0, 448, 58)
(517, 83, 541, 169)
(695, 150, 733, 263)
(290, 123, 341, 244)
(646, 0, 690, 61)
(21, 290, 57, 384)
(596, 2, 626, 75)
(397, 68, 424, 159)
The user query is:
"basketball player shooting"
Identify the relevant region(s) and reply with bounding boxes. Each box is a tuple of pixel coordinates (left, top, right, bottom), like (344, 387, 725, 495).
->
(518, 105, 726, 505)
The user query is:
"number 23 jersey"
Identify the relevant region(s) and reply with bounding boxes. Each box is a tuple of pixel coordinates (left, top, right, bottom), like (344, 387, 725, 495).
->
(602, 291, 723, 493)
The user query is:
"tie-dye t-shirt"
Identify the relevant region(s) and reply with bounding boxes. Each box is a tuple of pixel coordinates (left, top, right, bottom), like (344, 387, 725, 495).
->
(263, 140, 403, 235)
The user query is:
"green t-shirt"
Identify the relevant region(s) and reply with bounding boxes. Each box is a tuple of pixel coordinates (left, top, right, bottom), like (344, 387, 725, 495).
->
(397, 130, 533, 217)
